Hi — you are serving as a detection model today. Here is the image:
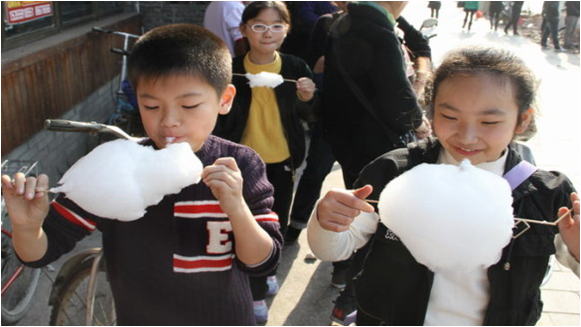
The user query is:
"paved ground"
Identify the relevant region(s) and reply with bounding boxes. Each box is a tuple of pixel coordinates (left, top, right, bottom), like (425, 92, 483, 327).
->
(11, 2, 579, 326)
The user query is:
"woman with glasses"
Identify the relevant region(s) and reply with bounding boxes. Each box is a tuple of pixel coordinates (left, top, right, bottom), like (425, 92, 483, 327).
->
(213, 1, 318, 324)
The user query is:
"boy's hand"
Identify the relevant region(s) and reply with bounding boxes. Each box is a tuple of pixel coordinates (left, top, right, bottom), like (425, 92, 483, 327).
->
(202, 157, 245, 217)
(317, 185, 375, 233)
(296, 77, 316, 102)
(1, 173, 50, 231)
(558, 192, 580, 262)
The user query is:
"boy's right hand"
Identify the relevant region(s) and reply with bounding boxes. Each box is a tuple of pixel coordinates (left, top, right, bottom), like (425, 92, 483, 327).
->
(1, 173, 50, 231)
(317, 185, 375, 233)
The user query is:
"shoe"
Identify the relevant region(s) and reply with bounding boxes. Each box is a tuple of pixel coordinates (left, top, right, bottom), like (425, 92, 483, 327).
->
(554, 47, 567, 53)
(541, 45, 551, 50)
(253, 300, 268, 325)
(330, 291, 357, 325)
(331, 265, 348, 289)
(266, 275, 279, 296)
(284, 226, 302, 245)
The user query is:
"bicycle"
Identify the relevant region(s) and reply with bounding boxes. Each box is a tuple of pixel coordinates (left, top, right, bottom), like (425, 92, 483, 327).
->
(1, 160, 42, 325)
(92, 26, 143, 138)
(42, 119, 139, 325)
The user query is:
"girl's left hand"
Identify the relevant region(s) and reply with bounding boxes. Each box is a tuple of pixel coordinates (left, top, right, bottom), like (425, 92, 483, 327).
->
(296, 77, 315, 102)
(557, 192, 580, 262)
(202, 157, 245, 217)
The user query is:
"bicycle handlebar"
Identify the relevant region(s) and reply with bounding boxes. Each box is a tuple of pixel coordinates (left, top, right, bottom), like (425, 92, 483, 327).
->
(92, 26, 140, 39)
(110, 48, 130, 56)
(45, 119, 139, 141)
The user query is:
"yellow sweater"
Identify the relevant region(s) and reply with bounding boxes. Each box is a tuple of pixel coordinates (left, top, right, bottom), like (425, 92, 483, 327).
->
(240, 53, 290, 163)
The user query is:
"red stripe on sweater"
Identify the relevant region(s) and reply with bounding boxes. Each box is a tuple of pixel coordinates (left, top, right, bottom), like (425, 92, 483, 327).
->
(174, 203, 223, 215)
(52, 202, 96, 231)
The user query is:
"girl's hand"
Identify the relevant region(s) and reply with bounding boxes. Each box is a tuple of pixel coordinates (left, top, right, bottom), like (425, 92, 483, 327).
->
(1, 173, 50, 231)
(317, 185, 375, 233)
(558, 192, 580, 262)
(202, 157, 245, 217)
(296, 77, 316, 102)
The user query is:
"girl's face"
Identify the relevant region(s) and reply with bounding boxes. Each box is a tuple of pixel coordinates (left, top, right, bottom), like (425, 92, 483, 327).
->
(137, 74, 235, 152)
(241, 8, 288, 56)
(433, 74, 532, 165)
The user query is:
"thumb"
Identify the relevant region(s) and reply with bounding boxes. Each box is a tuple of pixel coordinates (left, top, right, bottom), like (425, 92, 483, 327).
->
(352, 184, 373, 200)
(352, 185, 375, 213)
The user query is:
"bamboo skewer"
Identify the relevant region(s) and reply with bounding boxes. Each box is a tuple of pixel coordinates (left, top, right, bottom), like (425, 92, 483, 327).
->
(364, 200, 574, 227)
(232, 72, 297, 83)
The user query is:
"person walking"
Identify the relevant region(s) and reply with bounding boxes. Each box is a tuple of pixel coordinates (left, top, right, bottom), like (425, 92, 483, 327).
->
(504, 1, 524, 36)
(428, 1, 441, 19)
(462, 1, 479, 31)
(489, 1, 503, 31)
(541, 1, 565, 52)
(564, 1, 580, 50)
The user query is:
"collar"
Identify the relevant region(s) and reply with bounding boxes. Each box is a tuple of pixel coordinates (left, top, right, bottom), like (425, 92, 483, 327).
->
(437, 148, 509, 177)
(357, 1, 397, 25)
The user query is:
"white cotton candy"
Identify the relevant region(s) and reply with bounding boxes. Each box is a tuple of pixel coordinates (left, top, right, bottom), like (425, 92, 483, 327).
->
(377, 159, 514, 272)
(245, 72, 284, 88)
(51, 139, 203, 221)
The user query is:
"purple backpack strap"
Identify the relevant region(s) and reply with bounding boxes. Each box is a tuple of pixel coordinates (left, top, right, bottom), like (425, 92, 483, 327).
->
(503, 160, 538, 191)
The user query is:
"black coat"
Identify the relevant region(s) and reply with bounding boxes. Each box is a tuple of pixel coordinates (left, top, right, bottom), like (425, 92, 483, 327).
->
(322, 2, 423, 177)
(353, 138, 576, 325)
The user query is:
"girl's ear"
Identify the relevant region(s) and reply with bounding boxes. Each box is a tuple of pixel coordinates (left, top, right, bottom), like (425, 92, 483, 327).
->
(239, 24, 247, 38)
(219, 84, 236, 115)
(515, 108, 534, 134)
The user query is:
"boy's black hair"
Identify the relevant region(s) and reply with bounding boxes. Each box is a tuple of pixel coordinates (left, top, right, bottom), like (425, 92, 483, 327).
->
(425, 45, 538, 140)
(128, 24, 232, 96)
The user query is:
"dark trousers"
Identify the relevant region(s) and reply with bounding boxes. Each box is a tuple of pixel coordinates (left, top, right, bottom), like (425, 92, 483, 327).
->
(541, 17, 561, 49)
(289, 123, 335, 229)
(250, 159, 294, 301)
(490, 11, 501, 30)
(505, 8, 522, 34)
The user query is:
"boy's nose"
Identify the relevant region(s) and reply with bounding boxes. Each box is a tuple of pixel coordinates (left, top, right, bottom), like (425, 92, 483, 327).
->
(161, 109, 180, 127)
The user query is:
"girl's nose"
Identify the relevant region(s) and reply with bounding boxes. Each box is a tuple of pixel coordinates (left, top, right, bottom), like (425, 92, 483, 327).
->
(457, 123, 478, 144)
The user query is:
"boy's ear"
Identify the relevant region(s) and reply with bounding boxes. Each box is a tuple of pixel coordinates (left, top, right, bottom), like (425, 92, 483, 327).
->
(515, 108, 534, 134)
(219, 84, 236, 115)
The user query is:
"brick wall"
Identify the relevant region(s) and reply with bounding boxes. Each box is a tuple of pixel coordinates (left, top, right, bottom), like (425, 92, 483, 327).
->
(139, 1, 209, 31)
(2, 79, 118, 185)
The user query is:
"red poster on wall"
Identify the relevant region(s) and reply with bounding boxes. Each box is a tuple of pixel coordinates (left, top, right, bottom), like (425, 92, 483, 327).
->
(5, 1, 52, 25)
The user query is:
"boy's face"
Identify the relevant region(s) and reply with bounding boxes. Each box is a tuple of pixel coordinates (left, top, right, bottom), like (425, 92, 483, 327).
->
(136, 74, 235, 151)
(433, 74, 531, 165)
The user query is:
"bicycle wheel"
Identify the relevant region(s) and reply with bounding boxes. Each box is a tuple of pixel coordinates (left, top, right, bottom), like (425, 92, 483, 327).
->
(49, 256, 116, 326)
(1, 212, 41, 325)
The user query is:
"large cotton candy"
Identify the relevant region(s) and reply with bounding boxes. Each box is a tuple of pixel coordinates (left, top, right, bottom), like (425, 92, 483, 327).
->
(245, 72, 284, 88)
(377, 159, 514, 272)
(51, 139, 203, 221)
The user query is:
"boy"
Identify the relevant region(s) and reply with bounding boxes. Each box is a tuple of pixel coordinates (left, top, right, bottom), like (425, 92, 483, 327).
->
(1, 24, 282, 325)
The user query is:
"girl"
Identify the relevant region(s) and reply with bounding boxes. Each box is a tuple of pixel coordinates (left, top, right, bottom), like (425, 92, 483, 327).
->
(307, 46, 579, 325)
(213, 1, 318, 323)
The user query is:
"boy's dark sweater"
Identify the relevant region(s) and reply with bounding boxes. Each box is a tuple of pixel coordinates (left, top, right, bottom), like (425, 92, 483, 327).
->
(26, 135, 282, 325)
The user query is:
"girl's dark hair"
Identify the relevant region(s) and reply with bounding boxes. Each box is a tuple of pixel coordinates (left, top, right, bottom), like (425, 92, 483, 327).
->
(128, 24, 232, 96)
(425, 46, 538, 140)
(241, 1, 291, 29)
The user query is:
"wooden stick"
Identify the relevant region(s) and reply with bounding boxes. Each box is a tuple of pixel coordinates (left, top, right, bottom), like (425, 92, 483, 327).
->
(514, 207, 574, 226)
(364, 199, 379, 204)
(232, 72, 297, 83)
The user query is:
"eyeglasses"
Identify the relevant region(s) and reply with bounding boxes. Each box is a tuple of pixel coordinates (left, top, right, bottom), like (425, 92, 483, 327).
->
(247, 23, 286, 33)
